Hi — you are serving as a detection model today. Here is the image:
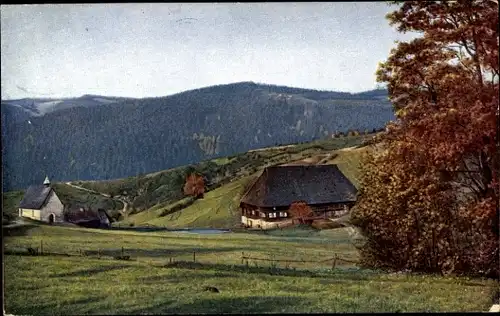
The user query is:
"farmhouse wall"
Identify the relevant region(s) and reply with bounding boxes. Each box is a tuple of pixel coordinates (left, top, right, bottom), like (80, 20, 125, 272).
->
(241, 216, 294, 230)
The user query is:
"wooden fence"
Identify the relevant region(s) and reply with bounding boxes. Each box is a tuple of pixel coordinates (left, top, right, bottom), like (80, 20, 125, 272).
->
(240, 252, 359, 270)
(5, 240, 360, 271)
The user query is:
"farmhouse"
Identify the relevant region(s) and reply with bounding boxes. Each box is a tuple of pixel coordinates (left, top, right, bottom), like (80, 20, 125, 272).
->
(18, 176, 64, 223)
(240, 165, 357, 229)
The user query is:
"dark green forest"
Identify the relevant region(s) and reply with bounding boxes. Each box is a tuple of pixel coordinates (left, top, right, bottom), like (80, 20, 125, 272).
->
(2, 82, 393, 191)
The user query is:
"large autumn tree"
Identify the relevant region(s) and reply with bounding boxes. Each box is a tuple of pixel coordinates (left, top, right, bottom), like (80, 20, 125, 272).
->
(351, 0, 499, 277)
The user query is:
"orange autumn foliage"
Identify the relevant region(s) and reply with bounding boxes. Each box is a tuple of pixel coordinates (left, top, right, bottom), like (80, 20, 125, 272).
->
(352, 0, 499, 277)
(289, 201, 313, 224)
(183, 173, 205, 199)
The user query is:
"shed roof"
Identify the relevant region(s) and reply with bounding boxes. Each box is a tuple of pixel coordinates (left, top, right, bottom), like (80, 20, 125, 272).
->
(65, 207, 112, 223)
(18, 185, 53, 209)
(240, 165, 357, 208)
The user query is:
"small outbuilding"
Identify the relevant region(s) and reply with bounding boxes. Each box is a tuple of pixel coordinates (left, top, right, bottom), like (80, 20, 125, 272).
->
(64, 207, 113, 228)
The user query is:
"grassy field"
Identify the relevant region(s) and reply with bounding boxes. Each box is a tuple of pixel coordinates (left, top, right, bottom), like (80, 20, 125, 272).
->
(328, 145, 372, 188)
(118, 197, 195, 226)
(4, 223, 498, 314)
(122, 175, 256, 228)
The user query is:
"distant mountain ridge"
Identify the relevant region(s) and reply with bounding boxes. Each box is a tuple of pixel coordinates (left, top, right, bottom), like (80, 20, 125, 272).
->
(1, 95, 135, 119)
(2, 81, 393, 191)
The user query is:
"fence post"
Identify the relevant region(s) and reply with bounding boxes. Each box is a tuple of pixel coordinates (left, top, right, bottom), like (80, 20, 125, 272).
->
(193, 251, 196, 263)
(169, 257, 172, 264)
(121, 246, 124, 258)
(332, 254, 337, 270)
(241, 252, 244, 265)
(40, 240, 43, 255)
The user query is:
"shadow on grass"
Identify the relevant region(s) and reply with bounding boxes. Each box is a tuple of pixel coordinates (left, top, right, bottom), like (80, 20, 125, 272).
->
(83, 246, 254, 258)
(161, 260, 374, 281)
(3, 223, 39, 237)
(4, 248, 77, 257)
(109, 226, 171, 232)
(51, 264, 132, 278)
(159, 261, 499, 288)
(138, 271, 241, 284)
(5, 296, 104, 316)
(126, 296, 306, 314)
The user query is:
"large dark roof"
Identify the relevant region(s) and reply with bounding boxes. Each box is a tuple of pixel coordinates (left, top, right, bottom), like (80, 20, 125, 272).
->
(65, 207, 112, 223)
(241, 165, 357, 208)
(18, 185, 53, 209)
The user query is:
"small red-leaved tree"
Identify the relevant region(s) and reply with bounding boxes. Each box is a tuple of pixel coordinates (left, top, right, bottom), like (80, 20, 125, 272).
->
(289, 201, 313, 224)
(183, 173, 205, 199)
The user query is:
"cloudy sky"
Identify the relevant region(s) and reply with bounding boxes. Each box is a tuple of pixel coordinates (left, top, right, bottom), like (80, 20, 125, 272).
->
(1, 3, 415, 99)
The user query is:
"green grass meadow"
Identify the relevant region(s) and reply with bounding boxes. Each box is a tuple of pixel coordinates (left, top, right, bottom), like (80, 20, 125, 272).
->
(123, 175, 255, 228)
(4, 224, 498, 314)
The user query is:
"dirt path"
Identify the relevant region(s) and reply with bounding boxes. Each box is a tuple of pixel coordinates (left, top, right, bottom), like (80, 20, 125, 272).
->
(65, 182, 110, 196)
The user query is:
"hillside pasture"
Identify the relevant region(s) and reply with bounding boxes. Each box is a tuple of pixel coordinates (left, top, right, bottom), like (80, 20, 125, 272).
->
(327, 145, 372, 189)
(124, 176, 257, 228)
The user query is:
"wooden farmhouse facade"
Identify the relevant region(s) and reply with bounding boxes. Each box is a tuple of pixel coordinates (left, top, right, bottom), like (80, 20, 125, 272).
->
(240, 165, 357, 229)
(18, 176, 65, 223)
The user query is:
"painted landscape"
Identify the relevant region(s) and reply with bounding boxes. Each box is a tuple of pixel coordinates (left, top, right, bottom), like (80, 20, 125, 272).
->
(2, 1, 499, 315)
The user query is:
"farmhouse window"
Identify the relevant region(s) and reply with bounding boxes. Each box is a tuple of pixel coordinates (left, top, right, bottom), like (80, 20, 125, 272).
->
(260, 212, 266, 218)
(269, 212, 277, 218)
(279, 212, 288, 217)
(251, 210, 255, 215)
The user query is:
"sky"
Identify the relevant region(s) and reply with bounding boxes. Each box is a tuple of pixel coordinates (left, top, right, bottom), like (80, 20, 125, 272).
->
(1, 3, 416, 100)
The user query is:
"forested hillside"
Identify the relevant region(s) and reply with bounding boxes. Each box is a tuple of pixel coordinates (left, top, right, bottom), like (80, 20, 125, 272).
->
(2, 82, 393, 191)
